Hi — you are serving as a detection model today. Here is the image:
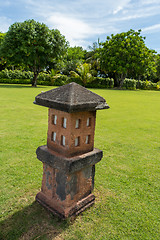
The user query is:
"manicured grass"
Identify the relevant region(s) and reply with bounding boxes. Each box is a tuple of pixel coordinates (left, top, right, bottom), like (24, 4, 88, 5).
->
(0, 84, 160, 240)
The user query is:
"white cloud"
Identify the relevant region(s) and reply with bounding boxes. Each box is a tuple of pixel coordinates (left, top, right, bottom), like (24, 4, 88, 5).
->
(0, 17, 11, 32)
(113, 6, 123, 15)
(142, 24, 160, 33)
(21, 0, 132, 47)
(111, 1, 160, 22)
(47, 13, 105, 47)
(0, 0, 160, 50)
(140, 0, 160, 5)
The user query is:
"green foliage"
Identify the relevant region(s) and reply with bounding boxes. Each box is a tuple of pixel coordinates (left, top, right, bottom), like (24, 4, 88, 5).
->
(0, 19, 68, 86)
(52, 74, 69, 86)
(67, 46, 86, 61)
(100, 29, 156, 87)
(86, 77, 114, 88)
(86, 40, 101, 77)
(37, 72, 50, 81)
(0, 69, 33, 79)
(0, 69, 159, 90)
(155, 54, 160, 81)
(70, 63, 93, 86)
(121, 78, 158, 90)
(137, 80, 158, 90)
(60, 46, 86, 75)
(0, 32, 5, 44)
(123, 78, 137, 90)
(0, 78, 31, 84)
(0, 33, 7, 70)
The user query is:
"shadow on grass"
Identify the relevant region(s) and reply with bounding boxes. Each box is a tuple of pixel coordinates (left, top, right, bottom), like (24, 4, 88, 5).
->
(0, 201, 72, 240)
(0, 84, 45, 89)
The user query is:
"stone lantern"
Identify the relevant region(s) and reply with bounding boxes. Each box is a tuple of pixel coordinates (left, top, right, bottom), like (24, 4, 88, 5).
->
(34, 82, 109, 218)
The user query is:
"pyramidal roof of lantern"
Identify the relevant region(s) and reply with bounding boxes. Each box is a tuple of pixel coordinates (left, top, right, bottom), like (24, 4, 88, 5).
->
(34, 82, 109, 113)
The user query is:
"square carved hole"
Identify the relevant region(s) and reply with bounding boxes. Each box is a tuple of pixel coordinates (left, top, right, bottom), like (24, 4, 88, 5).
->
(62, 117, 67, 128)
(51, 132, 56, 142)
(86, 117, 91, 127)
(52, 115, 57, 125)
(75, 119, 81, 129)
(85, 135, 91, 144)
(61, 135, 65, 146)
(75, 136, 80, 147)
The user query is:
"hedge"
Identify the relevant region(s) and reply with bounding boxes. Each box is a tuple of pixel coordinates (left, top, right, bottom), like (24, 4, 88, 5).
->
(0, 78, 31, 84)
(122, 78, 158, 90)
(51, 74, 69, 86)
(122, 79, 137, 90)
(136, 80, 158, 90)
(86, 77, 114, 88)
(0, 69, 33, 79)
(0, 69, 159, 90)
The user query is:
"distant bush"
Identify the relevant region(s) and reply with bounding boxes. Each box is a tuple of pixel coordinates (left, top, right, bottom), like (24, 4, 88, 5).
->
(37, 72, 52, 85)
(0, 78, 31, 84)
(123, 79, 137, 90)
(0, 69, 159, 90)
(86, 77, 114, 88)
(68, 77, 84, 86)
(52, 74, 69, 86)
(136, 80, 157, 90)
(120, 78, 158, 90)
(0, 69, 33, 79)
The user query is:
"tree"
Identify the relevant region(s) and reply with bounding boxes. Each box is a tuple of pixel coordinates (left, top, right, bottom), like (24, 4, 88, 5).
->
(0, 32, 5, 44)
(0, 19, 68, 87)
(61, 46, 86, 75)
(70, 63, 93, 86)
(100, 29, 156, 87)
(86, 39, 102, 77)
(155, 54, 160, 81)
(0, 32, 7, 70)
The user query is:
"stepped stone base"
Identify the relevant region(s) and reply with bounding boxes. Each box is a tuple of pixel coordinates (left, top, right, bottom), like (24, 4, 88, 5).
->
(35, 146, 103, 219)
(36, 192, 95, 219)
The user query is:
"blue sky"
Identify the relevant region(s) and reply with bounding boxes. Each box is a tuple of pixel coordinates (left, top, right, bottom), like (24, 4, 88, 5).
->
(0, 0, 160, 52)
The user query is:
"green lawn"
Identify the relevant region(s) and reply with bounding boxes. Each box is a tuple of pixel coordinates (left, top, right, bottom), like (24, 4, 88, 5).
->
(0, 84, 160, 240)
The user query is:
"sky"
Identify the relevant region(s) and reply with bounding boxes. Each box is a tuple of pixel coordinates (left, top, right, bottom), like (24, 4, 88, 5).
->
(0, 0, 160, 52)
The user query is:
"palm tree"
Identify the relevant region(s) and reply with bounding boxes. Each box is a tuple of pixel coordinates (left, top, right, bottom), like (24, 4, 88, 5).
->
(86, 39, 101, 77)
(70, 63, 93, 86)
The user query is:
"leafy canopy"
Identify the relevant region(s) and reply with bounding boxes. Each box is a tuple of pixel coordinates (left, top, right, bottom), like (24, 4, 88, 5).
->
(0, 19, 68, 86)
(70, 63, 93, 86)
(100, 29, 156, 86)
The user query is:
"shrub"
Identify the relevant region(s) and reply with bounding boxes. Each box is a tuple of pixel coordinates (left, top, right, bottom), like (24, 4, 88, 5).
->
(52, 74, 69, 86)
(37, 72, 52, 85)
(148, 81, 157, 90)
(0, 69, 159, 90)
(86, 77, 114, 88)
(137, 80, 157, 90)
(0, 69, 11, 79)
(123, 79, 137, 90)
(0, 78, 31, 84)
(136, 80, 146, 89)
(0, 69, 33, 80)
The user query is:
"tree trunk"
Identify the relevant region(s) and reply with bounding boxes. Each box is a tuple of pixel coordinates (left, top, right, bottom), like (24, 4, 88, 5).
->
(32, 72, 38, 87)
(137, 76, 140, 89)
(115, 76, 119, 87)
(32, 60, 39, 87)
(119, 73, 126, 88)
(119, 78, 124, 88)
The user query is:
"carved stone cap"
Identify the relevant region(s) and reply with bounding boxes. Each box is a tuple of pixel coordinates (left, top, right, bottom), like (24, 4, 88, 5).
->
(36, 145, 103, 174)
(34, 82, 109, 113)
